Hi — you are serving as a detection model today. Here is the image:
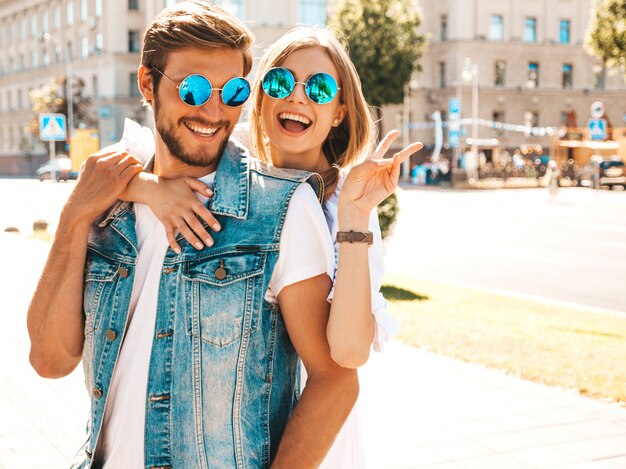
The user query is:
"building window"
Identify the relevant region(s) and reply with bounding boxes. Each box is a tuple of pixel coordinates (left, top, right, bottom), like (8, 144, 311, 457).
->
(299, 0, 327, 26)
(31, 14, 37, 37)
(594, 66, 606, 90)
(42, 10, 48, 33)
(95, 0, 102, 17)
(494, 60, 506, 86)
(129, 0, 140, 10)
(489, 15, 503, 41)
(55, 44, 62, 63)
(527, 62, 539, 88)
(128, 30, 141, 53)
(92, 74, 98, 97)
(82, 36, 89, 58)
(130, 72, 141, 97)
(95, 33, 103, 53)
(81, 0, 88, 21)
(562, 63, 573, 89)
(43, 50, 50, 66)
(440, 15, 448, 42)
(216, 0, 244, 19)
(19, 16, 26, 40)
(67, 0, 74, 26)
(559, 19, 570, 44)
(493, 111, 505, 136)
(54, 5, 61, 29)
(31, 51, 37, 69)
(524, 17, 537, 43)
(439, 61, 446, 88)
(17, 89, 23, 109)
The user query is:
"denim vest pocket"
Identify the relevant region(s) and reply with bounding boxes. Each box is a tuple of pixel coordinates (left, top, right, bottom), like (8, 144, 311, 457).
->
(83, 253, 120, 336)
(183, 251, 266, 347)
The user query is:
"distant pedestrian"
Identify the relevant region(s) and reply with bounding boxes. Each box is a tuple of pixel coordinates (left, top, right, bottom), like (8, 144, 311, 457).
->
(547, 160, 561, 201)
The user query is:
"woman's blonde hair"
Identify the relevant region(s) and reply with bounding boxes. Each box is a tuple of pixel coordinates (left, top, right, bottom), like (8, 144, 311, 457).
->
(249, 27, 375, 200)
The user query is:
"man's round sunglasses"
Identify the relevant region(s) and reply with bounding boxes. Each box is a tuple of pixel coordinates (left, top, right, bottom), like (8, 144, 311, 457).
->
(262, 67, 340, 105)
(153, 68, 251, 107)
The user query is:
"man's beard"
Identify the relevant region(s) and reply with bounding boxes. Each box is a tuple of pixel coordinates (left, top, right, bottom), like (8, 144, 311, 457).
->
(154, 105, 233, 167)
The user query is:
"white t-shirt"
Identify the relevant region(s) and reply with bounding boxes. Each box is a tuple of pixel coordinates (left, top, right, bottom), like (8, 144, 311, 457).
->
(98, 175, 334, 468)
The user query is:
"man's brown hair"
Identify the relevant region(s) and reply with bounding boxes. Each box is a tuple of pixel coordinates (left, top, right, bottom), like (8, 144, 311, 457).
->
(141, 0, 253, 103)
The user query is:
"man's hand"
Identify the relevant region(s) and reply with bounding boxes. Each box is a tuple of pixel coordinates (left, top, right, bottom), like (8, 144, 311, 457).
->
(65, 150, 143, 223)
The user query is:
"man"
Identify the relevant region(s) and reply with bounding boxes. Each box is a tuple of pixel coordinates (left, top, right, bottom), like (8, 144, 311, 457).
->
(26, 2, 358, 468)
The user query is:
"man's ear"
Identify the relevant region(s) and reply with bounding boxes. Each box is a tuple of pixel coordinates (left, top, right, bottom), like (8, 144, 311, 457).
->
(333, 104, 347, 127)
(138, 65, 154, 102)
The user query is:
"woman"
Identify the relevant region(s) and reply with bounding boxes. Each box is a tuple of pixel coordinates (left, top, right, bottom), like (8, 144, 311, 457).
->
(120, 27, 421, 467)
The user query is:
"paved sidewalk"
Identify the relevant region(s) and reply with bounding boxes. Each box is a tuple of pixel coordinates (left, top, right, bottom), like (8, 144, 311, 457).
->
(2, 233, 626, 468)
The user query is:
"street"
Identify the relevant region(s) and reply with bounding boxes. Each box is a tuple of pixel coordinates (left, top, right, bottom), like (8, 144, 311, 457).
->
(1, 180, 625, 312)
(386, 185, 626, 313)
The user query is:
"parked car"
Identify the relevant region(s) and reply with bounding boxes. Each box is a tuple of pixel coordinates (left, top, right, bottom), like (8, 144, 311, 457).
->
(599, 160, 625, 190)
(579, 157, 625, 189)
(36, 156, 77, 182)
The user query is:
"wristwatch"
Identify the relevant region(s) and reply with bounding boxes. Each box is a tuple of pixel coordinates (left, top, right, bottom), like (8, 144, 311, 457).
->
(336, 230, 373, 245)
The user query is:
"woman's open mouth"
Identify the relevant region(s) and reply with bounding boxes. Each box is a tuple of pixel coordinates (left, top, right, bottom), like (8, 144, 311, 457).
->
(278, 112, 312, 134)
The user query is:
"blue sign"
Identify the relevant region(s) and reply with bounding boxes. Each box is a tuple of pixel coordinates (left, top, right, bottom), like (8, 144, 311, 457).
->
(588, 118, 607, 141)
(39, 113, 67, 141)
(448, 97, 461, 148)
(449, 130, 460, 147)
(449, 97, 461, 116)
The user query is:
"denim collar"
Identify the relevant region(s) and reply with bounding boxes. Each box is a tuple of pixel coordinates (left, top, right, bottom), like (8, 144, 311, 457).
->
(208, 140, 249, 220)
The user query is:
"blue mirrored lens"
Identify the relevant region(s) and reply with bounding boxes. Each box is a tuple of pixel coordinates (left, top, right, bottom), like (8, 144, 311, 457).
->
(306, 73, 338, 104)
(222, 77, 251, 107)
(179, 74, 211, 106)
(262, 68, 295, 99)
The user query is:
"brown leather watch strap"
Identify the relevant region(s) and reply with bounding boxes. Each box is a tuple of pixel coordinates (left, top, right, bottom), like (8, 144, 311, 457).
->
(336, 230, 373, 245)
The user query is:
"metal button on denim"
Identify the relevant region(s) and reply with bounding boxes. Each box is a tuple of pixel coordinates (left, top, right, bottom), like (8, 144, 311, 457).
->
(106, 329, 117, 341)
(215, 259, 227, 280)
(92, 388, 103, 398)
(118, 267, 129, 278)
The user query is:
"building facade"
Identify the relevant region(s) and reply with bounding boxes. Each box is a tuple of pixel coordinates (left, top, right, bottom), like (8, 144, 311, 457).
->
(386, 0, 626, 160)
(0, 0, 329, 175)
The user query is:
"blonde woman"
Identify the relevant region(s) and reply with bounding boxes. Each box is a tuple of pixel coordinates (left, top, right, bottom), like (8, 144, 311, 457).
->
(118, 27, 421, 467)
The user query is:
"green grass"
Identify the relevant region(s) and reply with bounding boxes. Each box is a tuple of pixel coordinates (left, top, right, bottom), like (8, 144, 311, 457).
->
(384, 275, 626, 405)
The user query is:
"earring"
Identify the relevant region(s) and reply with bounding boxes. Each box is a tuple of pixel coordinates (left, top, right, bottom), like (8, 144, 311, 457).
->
(333, 119, 339, 125)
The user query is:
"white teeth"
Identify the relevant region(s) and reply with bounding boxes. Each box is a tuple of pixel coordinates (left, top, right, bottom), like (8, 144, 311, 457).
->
(279, 113, 311, 125)
(186, 122, 218, 136)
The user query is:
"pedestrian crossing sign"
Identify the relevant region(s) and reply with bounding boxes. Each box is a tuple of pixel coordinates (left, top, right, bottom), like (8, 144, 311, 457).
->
(39, 113, 67, 141)
(588, 118, 607, 141)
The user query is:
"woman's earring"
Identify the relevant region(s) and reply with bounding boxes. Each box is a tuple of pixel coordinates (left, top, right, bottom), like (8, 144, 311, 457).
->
(333, 119, 339, 125)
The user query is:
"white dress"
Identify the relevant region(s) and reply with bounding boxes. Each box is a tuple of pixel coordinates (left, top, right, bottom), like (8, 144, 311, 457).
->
(304, 173, 400, 469)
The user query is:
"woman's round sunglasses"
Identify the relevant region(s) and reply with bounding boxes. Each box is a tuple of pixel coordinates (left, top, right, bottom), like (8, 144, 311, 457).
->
(262, 67, 340, 105)
(153, 68, 251, 107)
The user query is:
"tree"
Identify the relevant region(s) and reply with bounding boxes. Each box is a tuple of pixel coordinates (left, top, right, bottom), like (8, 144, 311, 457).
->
(586, 0, 626, 81)
(329, 0, 425, 123)
(28, 76, 96, 153)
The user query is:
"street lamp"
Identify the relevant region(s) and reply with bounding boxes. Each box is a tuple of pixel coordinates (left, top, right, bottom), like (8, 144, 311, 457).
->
(402, 76, 420, 181)
(462, 57, 479, 160)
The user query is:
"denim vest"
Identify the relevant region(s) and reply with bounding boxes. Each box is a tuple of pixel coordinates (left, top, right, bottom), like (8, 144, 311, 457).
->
(73, 142, 323, 469)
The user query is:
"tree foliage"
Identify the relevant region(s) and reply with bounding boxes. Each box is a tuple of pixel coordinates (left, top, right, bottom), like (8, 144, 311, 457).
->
(586, 0, 626, 80)
(377, 191, 399, 239)
(329, 0, 425, 111)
